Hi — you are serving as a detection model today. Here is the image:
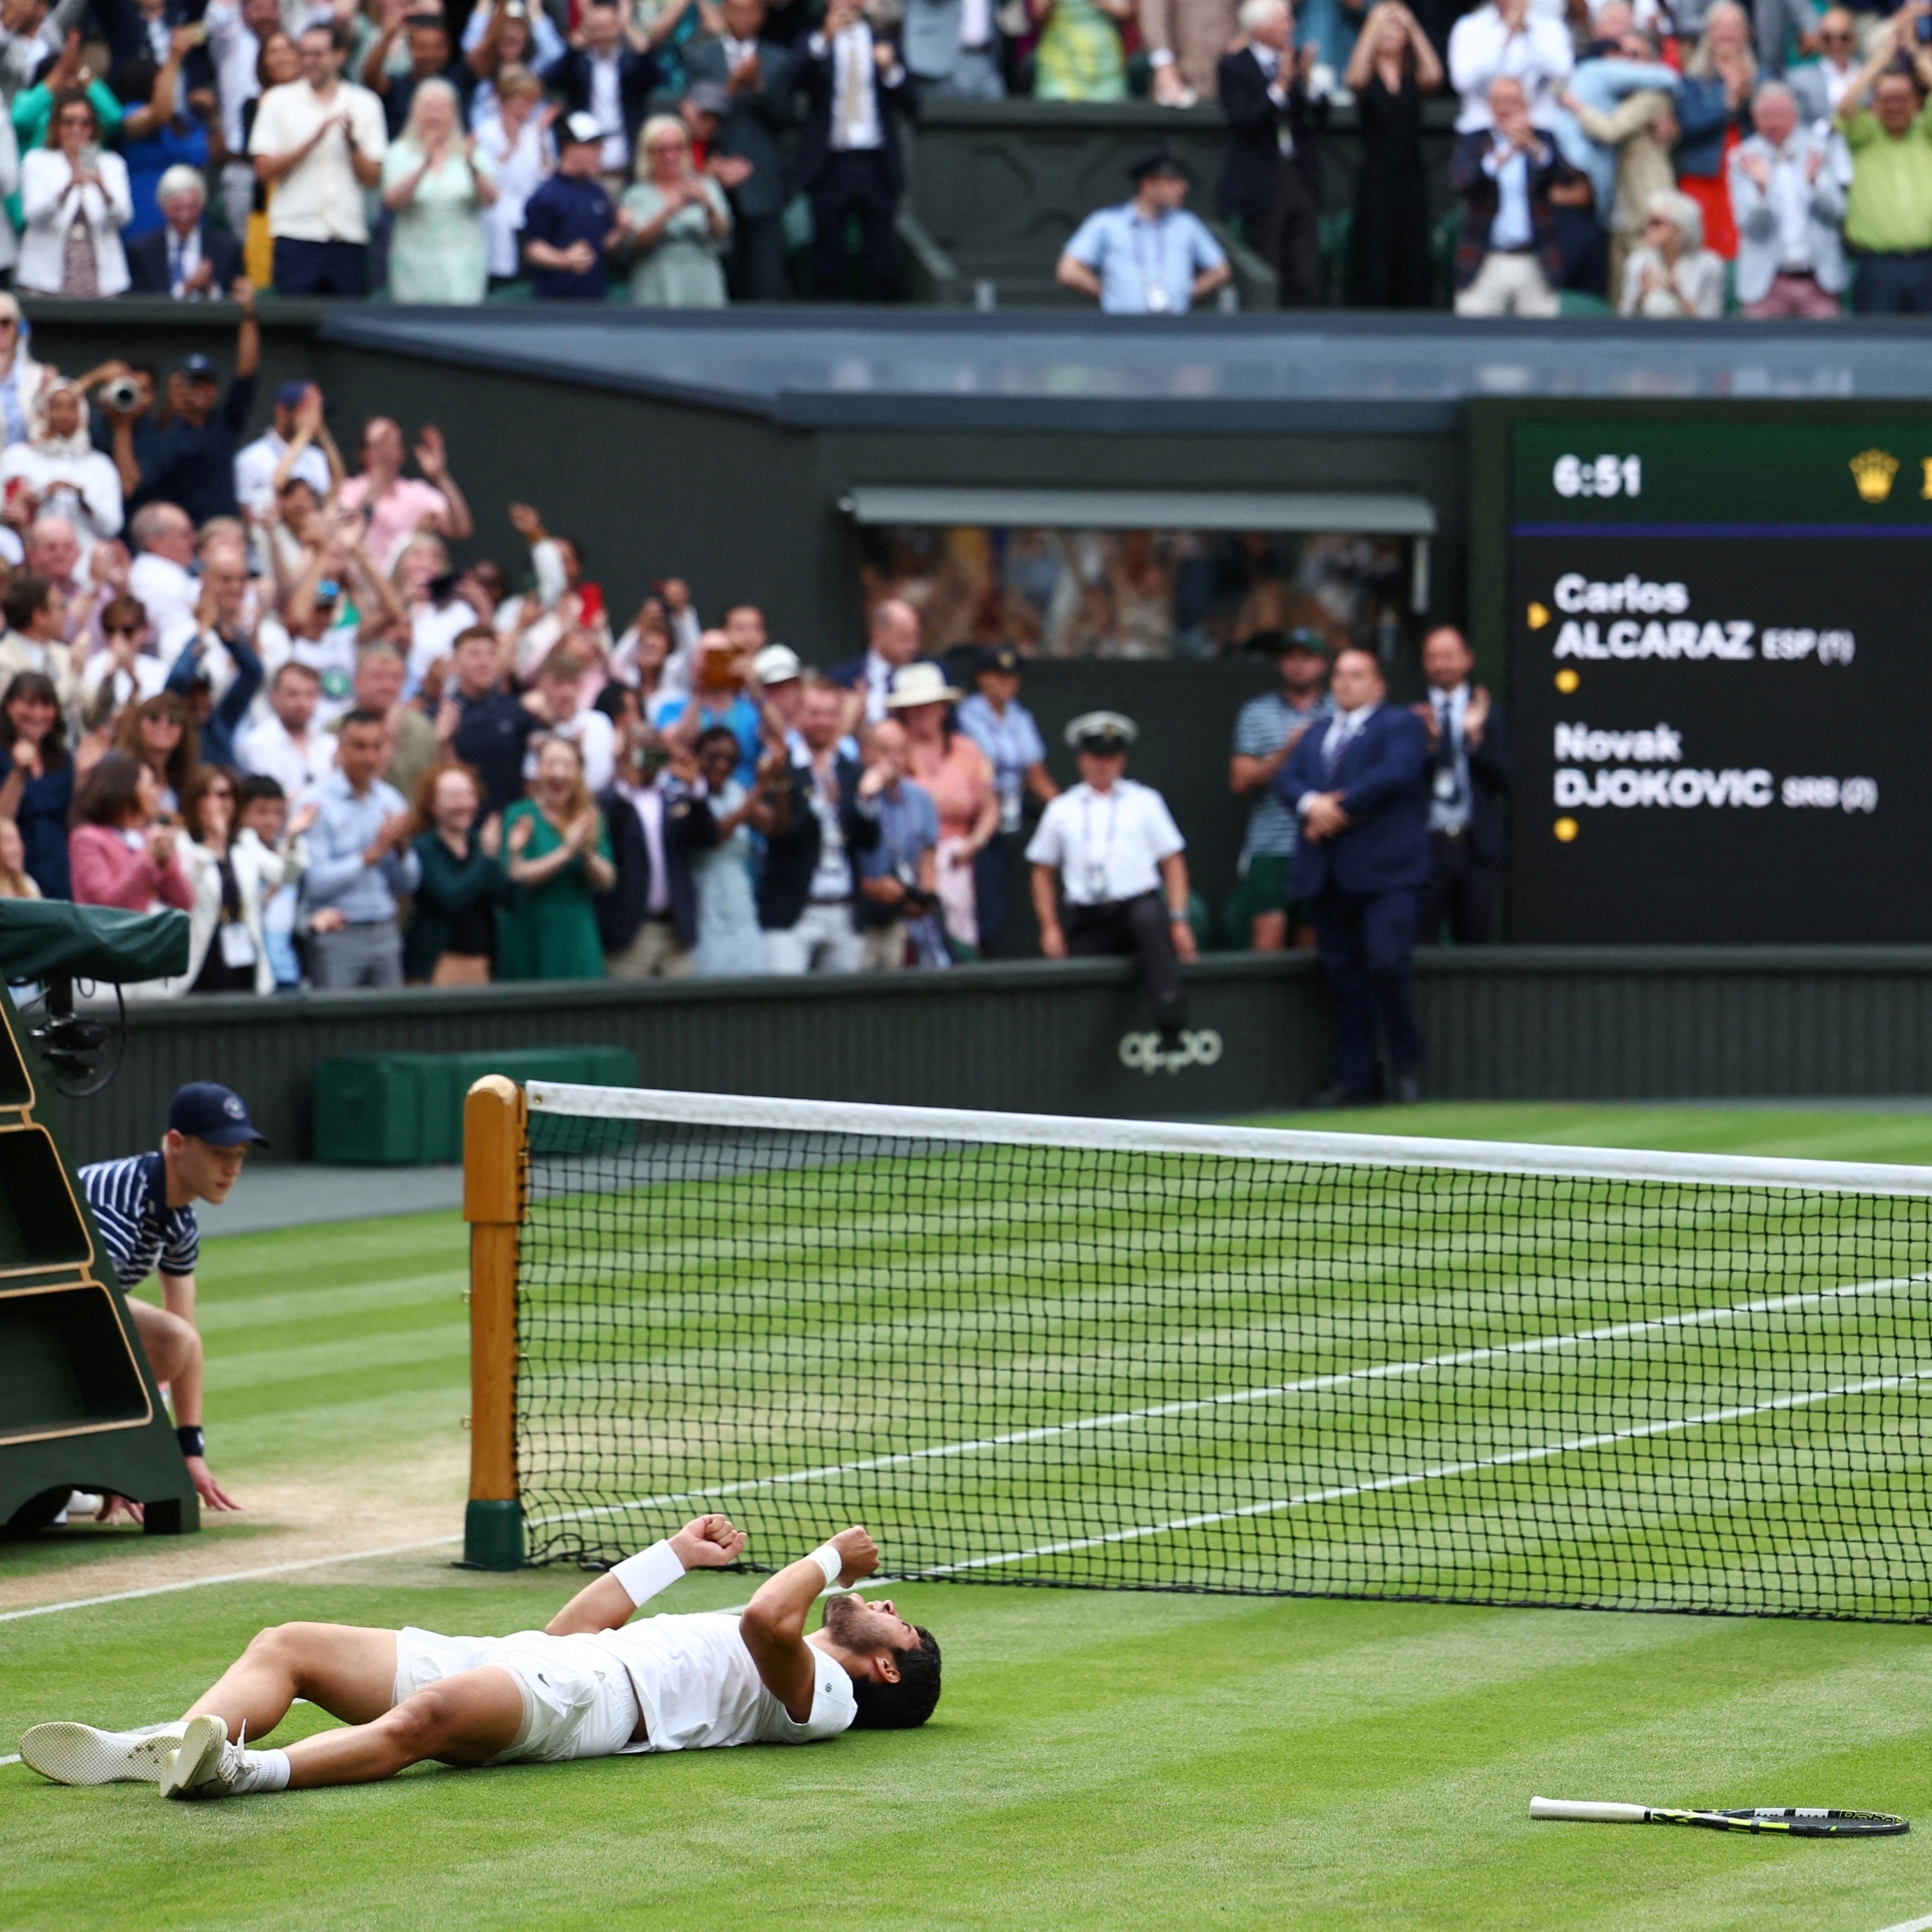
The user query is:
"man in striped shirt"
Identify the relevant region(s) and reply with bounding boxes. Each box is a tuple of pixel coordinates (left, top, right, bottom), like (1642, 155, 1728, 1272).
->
(78, 1082, 266, 1519)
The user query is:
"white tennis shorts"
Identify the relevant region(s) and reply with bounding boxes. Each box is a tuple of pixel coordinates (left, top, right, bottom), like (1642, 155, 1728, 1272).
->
(392, 1628, 641, 1765)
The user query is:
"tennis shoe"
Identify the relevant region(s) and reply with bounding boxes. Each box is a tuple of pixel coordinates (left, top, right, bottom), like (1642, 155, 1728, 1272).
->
(159, 1716, 288, 1800)
(19, 1720, 188, 1785)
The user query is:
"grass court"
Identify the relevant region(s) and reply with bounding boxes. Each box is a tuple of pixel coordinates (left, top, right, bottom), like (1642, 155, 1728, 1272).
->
(6, 1104, 1932, 1931)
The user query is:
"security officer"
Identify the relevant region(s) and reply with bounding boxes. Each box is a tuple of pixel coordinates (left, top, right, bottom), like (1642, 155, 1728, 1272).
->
(1026, 711, 1195, 1046)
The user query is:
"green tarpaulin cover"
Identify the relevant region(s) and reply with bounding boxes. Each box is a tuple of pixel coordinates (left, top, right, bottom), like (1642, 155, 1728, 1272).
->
(0, 902, 190, 983)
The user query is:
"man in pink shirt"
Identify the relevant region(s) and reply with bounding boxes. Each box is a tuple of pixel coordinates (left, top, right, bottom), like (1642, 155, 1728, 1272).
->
(337, 419, 473, 572)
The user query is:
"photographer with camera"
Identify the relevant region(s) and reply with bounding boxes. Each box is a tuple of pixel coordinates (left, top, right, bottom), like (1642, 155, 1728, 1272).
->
(854, 714, 939, 972)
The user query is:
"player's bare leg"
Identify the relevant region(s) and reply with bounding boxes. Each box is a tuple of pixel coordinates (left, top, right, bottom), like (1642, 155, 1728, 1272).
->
(184, 1622, 400, 1737)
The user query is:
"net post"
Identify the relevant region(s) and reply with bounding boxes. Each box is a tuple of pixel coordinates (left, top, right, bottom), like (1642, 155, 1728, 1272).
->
(463, 1074, 526, 1570)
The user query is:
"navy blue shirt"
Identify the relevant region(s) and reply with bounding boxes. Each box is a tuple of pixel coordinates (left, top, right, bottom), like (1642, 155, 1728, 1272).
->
(523, 175, 613, 300)
(79, 1153, 199, 1289)
(452, 689, 542, 816)
(138, 375, 257, 525)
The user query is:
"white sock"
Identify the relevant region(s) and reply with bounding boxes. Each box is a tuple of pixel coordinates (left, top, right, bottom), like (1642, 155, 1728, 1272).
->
(234, 1748, 291, 1794)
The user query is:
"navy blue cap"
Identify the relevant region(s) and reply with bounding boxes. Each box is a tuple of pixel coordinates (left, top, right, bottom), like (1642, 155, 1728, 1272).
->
(976, 643, 1022, 675)
(168, 1082, 267, 1148)
(179, 353, 217, 382)
(274, 379, 310, 409)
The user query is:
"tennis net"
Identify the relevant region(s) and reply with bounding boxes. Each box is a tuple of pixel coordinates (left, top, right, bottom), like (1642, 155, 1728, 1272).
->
(511, 1082, 1932, 1620)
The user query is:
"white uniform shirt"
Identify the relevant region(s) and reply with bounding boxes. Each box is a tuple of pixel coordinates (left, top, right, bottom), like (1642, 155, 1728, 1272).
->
(585, 1611, 857, 1754)
(1025, 778, 1185, 906)
(248, 78, 388, 243)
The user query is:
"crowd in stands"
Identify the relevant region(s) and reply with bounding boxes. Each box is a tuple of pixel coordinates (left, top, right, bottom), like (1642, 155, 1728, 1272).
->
(0, 0, 1912, 308)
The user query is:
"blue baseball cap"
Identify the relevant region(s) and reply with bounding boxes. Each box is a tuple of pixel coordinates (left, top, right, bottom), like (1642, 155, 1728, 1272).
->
(168, 1082, 267, 1149)
(274, 379, 311, 409)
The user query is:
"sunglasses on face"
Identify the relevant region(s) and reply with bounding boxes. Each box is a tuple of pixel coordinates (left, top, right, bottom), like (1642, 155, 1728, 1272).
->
(105, 624, 141, 637)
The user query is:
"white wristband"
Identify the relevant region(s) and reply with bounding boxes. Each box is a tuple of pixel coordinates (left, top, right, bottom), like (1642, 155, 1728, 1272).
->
(809, 1543, 844, 1590)
(610, 1539, 685, 1607)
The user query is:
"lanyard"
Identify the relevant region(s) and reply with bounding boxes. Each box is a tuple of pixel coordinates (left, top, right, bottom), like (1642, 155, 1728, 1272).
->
(1129, 215, 1172, 313)
(1079, 789, 1119, 898)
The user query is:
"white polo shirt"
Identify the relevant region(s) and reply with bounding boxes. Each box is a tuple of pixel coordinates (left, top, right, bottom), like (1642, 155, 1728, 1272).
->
(249, 78, 388, 243)
(1025, 778, 1185, 907)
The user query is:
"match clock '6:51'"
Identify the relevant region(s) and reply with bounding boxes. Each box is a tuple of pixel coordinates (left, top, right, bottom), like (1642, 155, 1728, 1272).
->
(1553, 454, 1643, 499)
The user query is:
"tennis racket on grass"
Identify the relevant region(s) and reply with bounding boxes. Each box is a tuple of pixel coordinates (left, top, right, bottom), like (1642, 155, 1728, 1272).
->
(1531, 1798, 1909, 1837)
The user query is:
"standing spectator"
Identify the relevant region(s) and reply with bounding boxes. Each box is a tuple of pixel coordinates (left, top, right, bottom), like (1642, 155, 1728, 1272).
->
(0, 577, 77, 713)
(1143, 0, 1237, 105)
(18, 92, 133, 296)
(1447, 0, 1571, 133)
(656, 630, 763, 779)
(0, 819, 43, 899)
(795, 0, 914, 301)
(1027, 711, 1195, 1045)
(1344, 2, 1443, 307)
(1276, 644, 1429, 1107)
(1789, 7, 1860, 124)
(1837, 15, 1932, 312)
(113, 692, 197, 815)
(332, 641, 438, 804)
(438, 624, 539, 817)
(1731, 79, 1847, 315)
(165, 544, 264, 771)
(206, 0, 285, 236)
(233, 381, 337, 532)
(20, 515, 91, 648)
(1619, 187, 1726, 312)
(236, 772, 310, 991)
(381, 75, 496, 303)
(760, 676, 874, 974)
(1216, 0, 1325, 308)
(239, 659, 334, 799)
(239, 29, 301, 286)
(302, 708, 421, 989)
(956, 643, 1056, 956)
(890, 659, 997, 958)
(360, 4, 466, 142)
(250, 20, 387, 297)
(125, 162, 245, 296)
(337, 419, 473, 572)
(522, 645, 616, 792)
(69, 752, 194, 915)
(1412, 624, 1509, 946)
(1677, 1, 1757, 261)
(0, 670, 74, 899)
(1560, 75, 1677, 300)
(685, 0, 794, 298)
(853, 714, 938, 969)
(112, 24, 215, 242)
(598, 710, 697, 978)
(135, 291, 261, 528)
(82, 593, 166, 719)
(1450, 75, 1573, 315)
(127, 501, 202, 659)
(1229, 628, 1331, 952)
(673, 722, 784, 975)
(473, 62, 550, 288)
(0, 382, 122, 553)
(0, 293, 49, 450)
(465, 2, 552, 125)
(550, 0, 662, 191)
(497, 734, 615, 981)
(904, 0, 1005, 100)
(829, 596, 921, 728)
(522, 111, 621, 299)
(618, 113, 732, 305)
(1060, 149, 1232, 313)
(1033, 0, 1133, 100)
(404, 759, 512, 984)
(179, 765, 260, 996)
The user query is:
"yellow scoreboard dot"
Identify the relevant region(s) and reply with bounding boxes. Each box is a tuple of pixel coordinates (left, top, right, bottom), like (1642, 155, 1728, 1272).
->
(1554, 817, 1579, 843)
(1555, 668, 1580, 694)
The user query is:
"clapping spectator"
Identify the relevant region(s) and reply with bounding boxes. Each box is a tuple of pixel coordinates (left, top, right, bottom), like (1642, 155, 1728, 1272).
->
(205, 0, 285, 237)
(360, 1, 466, 140)
(1143, 0, 1236, 106)
(69, 752, 193, 913)
(1730, 80, 1847, 316)
(19, 91, 133, 296)
(127, 163, 247, 297)
(956, 643, 1055, 956)
(0, 576, 78, 712)
(1619, 186, 1726, 313)
(179, 764, 274, 996)
(238, 29, 300, 284)
(233, 381, 337, 534)
(1216, 1, 1325, 308)
(673, 722, 782, 975)
(760, 676, 873, 973)
(0, 670, 74, 899)
(829, 595, 921, 729)
(1450, 75, 1573, 315)
(381, 75, 495, 302)
(403, 758, 512, 984)
(597, 708, 697, 977)
(302, 708, 421, 989)
(853, 715, 938, 970)
(497, 733, 615, 981)
(521, 645, 615, 791)
(1677, 1, 1757, 261)
(238, 658, 333, 798)
(618, 113, 731, 306)
(165, 542, 264, 770)
(438, 623, 537, 815)
(337, 417, 472, 572)
(81, 594, 165, 722)
(1448, 0, 1571, 134)
(135, 288, 261, 526)
(1344, 1, 1442, 307)
(684, 0, 793, 299)
(329, 641, 438, 802)
(550, 0, 662, 188)
(112, 22, 214, 237)
(473, 62, 550, 288)
(0, 381, 122, 552)
(464, 1, 550, 124)
(112, 691, 196, 813)
(250, 20, 387, 297)
(1790, 7, 1860, 124)
(1836, 10, 1932, 312)
(1229, 629, 1331, 951)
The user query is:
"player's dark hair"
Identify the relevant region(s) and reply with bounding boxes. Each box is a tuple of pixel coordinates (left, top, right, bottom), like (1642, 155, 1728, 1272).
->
(849, 1627, 941, 1731)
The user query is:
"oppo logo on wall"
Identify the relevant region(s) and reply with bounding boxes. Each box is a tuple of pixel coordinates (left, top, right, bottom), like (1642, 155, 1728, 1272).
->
(1118, 1029, 1224, 1076)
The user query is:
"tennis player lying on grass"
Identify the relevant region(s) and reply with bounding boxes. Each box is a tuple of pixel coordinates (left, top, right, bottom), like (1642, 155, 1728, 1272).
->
(20, 1518, 940, 1800)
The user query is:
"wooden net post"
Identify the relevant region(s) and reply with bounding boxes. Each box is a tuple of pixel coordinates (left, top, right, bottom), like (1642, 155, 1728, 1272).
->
(463, 1074, 526, 1569)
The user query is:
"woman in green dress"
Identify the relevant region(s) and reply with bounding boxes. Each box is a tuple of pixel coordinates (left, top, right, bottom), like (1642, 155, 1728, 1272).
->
(381, 78, 498, 305)
(1032, 0, 1133, 101)
(616, 113, 732, 307)
(496, 735, 616, 981)
(405, 760, 514, 984)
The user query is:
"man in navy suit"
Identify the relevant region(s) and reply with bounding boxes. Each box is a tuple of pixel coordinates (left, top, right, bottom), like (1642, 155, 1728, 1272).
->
(1412, 624, 1510, 946)
(126, 166, 246, 299)
(1276, 644, 1430, 1107)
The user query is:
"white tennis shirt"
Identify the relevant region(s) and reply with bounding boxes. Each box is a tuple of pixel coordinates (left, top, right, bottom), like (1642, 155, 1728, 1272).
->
(1026, 779, 1186, 907)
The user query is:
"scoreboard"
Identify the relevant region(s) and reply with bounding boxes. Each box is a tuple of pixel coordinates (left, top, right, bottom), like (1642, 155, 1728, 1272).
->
(1497, 414, 1932, 944)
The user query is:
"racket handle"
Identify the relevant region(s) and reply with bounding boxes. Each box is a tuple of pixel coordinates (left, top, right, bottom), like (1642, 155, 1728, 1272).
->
(1530, 1797, 1650, 1824)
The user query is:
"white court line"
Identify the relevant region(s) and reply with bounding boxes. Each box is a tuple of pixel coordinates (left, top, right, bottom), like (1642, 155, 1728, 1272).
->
(525, 1271, 1930, 1533)
(910, 1366, 1932, 1578)
(1873, 1914, 1932, 1932)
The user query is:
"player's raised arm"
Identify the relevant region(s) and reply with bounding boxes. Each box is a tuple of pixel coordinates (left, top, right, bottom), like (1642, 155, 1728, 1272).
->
(545, 1514, 746, 1636)
(739, 1527, 879, 1720)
